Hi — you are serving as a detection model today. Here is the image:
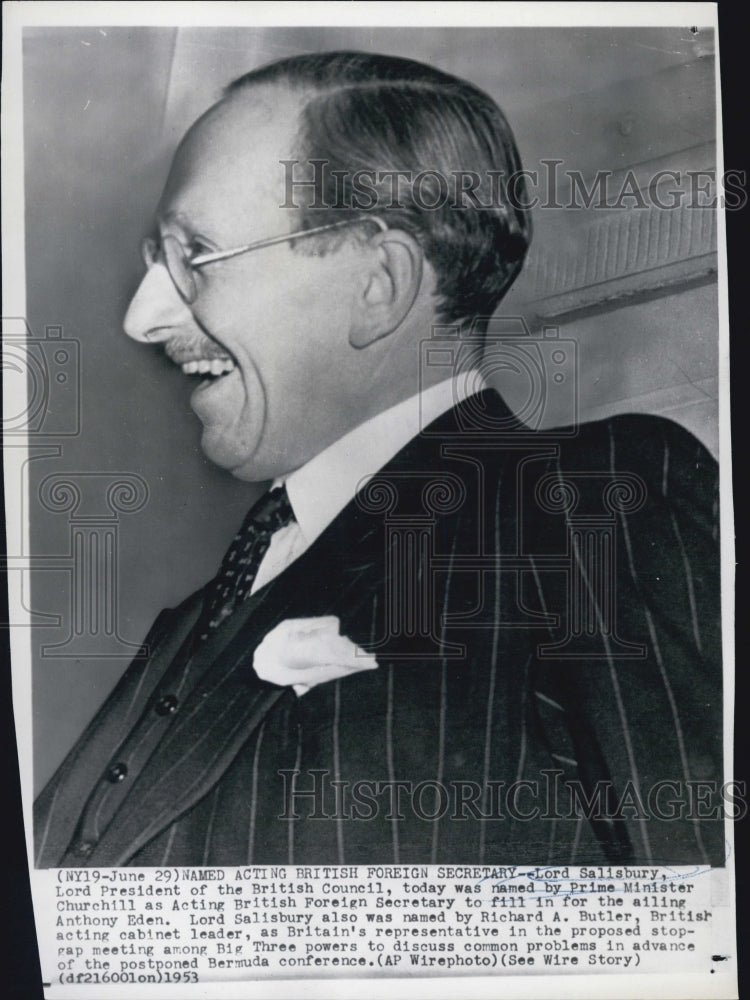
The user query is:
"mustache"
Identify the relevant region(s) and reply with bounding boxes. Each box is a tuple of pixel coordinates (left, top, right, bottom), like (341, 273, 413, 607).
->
(163, 327, 235, 366)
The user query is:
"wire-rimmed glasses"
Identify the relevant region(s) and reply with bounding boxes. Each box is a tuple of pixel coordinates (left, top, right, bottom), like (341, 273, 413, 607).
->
(140, 216, 387, 305)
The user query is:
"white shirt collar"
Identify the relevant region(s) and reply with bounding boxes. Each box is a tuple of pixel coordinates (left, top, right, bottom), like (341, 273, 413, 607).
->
(278, 372, 485, 548)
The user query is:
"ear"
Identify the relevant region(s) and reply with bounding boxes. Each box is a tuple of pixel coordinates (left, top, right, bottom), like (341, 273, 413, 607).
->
(349, 228, 423, 349)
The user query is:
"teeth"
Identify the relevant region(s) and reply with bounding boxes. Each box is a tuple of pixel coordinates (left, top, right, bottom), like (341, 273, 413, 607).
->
(180, 357, 236, 376)
(213, 358, 236, 375)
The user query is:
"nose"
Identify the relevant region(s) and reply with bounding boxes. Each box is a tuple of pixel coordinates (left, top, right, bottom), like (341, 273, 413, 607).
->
(123, 262, 193, 344)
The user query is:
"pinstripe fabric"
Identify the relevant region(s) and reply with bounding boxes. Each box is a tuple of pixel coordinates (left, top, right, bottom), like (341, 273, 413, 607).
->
(34, 392, 724, 868)
(478, 483, 504, 862)
(385, 664, 399, 863)
(555, 449, 652, 863)
(612, 426, 710, 865)
(246, 720, 266, 864)
(287, 724, 303, 866)
(332, 680, 345, 864)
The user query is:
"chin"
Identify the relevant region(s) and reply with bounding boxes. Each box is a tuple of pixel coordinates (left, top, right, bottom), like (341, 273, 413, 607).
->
(199, 423, 297, 483)
(227, 450, 297, 484)
(207, 445, 270, 483)
(198, 430, 249, 475)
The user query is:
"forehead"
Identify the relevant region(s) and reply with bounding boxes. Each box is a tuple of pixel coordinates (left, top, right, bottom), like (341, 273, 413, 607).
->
(158, 87, 304, 235)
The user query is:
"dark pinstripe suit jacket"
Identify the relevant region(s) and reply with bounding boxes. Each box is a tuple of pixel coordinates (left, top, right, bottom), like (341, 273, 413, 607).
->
(35, 390, 724, 868)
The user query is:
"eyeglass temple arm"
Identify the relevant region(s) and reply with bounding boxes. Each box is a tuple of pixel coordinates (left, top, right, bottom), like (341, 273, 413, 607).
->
(191, 216, 388, 267)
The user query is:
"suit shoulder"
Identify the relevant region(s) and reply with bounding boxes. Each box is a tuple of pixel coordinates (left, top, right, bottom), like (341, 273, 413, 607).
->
(549, 413, 717, 474)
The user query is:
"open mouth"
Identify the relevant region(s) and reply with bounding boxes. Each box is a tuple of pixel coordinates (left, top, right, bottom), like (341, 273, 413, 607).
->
(180, 357, 236, 379)
(164, 339, 238, 389)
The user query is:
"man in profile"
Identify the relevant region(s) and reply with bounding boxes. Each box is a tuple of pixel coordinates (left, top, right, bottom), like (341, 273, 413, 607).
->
(35, 51, 723, 868)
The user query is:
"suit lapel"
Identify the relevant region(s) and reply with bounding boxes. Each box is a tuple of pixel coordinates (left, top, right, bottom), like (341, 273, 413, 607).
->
(88, 389, 521, 863)
(34, 596, 202, 867)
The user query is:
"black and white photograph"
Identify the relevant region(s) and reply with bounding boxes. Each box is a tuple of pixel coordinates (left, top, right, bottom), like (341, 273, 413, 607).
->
(2, 2, 739, 997)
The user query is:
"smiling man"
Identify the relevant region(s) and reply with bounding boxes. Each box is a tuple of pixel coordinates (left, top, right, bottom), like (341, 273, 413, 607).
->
(125, 87, 439, 483)
(34, 51, 724, 868)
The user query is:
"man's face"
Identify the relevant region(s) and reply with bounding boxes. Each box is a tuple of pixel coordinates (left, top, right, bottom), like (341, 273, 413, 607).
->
(123, 90, 366, 482)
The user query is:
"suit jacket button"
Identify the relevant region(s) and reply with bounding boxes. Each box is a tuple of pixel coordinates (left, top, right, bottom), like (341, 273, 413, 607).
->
(76, 840, 95, 856)
(154, 694, 179, 716)
(106, 762, 128, 783)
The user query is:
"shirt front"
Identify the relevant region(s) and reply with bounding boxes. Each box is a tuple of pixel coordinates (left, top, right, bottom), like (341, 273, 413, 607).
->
(251, 372, 485, 594)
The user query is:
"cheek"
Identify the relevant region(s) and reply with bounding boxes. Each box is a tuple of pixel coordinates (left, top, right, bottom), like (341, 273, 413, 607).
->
(194, 253, 354, 374)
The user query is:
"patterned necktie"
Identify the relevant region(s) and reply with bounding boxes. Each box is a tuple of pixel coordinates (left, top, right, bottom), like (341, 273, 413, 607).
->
(197, 485, 295, 640)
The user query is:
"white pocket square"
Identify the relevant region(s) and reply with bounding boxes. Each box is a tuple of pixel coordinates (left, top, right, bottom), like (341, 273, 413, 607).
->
(253, 616, 378, 696)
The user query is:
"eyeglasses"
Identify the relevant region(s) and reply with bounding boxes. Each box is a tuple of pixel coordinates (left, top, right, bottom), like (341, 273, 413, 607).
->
(140, 216, 387, 305)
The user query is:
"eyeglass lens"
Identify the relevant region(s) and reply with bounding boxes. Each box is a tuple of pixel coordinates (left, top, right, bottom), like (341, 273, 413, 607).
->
(140, 234, 197, 305)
